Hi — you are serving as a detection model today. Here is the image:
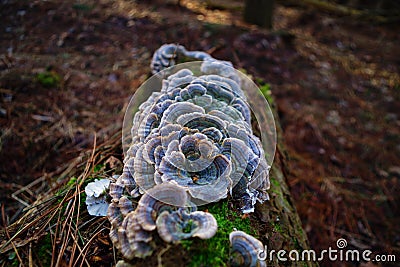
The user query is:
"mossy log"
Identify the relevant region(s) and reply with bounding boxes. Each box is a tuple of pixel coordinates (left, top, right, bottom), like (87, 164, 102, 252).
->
(255, 145, 316, 266)
(248, 90, 317, 266)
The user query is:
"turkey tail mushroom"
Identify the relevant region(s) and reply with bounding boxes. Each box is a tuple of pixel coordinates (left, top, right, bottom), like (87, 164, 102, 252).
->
(229, 230, 266, 267)
(156, 209, 217, 243)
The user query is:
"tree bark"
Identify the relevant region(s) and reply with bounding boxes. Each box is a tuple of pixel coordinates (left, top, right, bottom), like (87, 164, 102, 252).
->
(253, 96, 317, 266)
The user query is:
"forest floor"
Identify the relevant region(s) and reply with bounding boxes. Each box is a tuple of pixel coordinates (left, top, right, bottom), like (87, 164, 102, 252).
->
(0, 0, 399, 265)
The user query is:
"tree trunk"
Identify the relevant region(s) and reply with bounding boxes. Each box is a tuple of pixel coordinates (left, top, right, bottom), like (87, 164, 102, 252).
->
(244, 0, 275, 29)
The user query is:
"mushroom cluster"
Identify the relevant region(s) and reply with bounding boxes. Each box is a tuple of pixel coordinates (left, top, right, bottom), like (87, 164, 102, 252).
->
(107, 44, 272, 261)
(121, 45, 270, 211)
(108, 182, 217, 259)
(150, 44, 232, 75)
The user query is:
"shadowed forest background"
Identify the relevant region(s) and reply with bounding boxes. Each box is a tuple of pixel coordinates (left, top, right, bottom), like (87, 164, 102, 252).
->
(0, 0, 399, 266)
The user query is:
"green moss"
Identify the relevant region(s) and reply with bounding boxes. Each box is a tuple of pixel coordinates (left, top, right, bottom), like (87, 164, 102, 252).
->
(36, 233, 52, 267)
(77, 164, 107, 188)
(55, 187, 68, 197)
(80, 191, 87, 206)
(182, 201, 255, 267)
(273, 221, 283, 233)
(269, 175, 294, 214)
(180, 239, 193, 250)
(93, 164, 105, 173)
(269, 176, 281, 195)
(238, 68, 248, 75)
(36, 70, 61, 88)
(183, 219, 195, 233)
(7, 251, 19, 266)
(72, 3, 93, 12)
(259, 83, 273, 105)
(67, 177, 77, 187)
(297, 225, 305, 237)
(269, 175, 289, 201)
(292, 237, 302, 251)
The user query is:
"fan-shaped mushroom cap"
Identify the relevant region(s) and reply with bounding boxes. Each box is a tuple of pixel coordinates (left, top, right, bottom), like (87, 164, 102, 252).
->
(107, 202, 122, 227)
(109, 225, 119, 245)
(136, 183, 189, 231)
(200, 59, 239, 84)
(150, 44, 183, 74)
(85, 195, 109, 217)
(109, 182, 124, 201)
(159, 102, 205, 128)
(118, 211, 154, 259)
(229, 231, 266, 267)
(120, 162, 137, 195)
(156, 209, 217, 243)
(159, 150, 232, 204)
(119, 196, 134, 216)
(85, 179, 110, 216)
(85, 179, 110, 197)
(133, 148, 156, 191)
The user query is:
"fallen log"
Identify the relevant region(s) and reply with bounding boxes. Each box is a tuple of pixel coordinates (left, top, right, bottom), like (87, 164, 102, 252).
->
(0, 47, 316, 267)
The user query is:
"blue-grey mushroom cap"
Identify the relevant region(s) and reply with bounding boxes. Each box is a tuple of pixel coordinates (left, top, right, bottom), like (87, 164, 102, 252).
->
(85, 179, 110, 216)
(117, 211, 154, 259)
(156, 209, 217, 243)
(229, 231, 266, 267)
(136, 182, 189, 231)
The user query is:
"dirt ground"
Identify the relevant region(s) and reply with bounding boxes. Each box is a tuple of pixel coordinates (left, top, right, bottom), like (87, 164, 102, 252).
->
(1, 0, 399, 265)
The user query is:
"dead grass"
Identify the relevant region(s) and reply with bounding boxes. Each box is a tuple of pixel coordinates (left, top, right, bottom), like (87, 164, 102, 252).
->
(0, 131, 122, 266)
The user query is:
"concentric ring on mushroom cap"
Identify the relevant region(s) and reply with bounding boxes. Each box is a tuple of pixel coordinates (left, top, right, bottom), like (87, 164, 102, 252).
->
(122, 61, 276, 206)
(229, 230, 266, 267)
